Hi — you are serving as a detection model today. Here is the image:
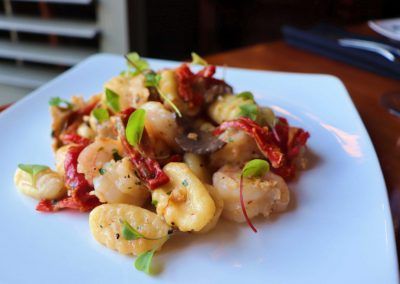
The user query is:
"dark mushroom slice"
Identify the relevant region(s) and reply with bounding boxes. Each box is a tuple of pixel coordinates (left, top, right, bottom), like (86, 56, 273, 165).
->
(175, 130, 225, 155)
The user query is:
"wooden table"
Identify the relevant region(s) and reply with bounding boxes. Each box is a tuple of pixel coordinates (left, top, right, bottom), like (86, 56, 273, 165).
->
(206, 38, 400, 240)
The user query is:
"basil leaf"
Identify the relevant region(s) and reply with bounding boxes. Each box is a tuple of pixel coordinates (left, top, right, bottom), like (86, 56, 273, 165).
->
(49, 97, 73, 109)
(92, 108, 109, 123)
(191, 52, 208, 66)
(236, 91, 254, 101)
(242, 159, 270, 178)
(135, 249, 155, 274)
(145, 73, 161, 88)
(126, 52, 149, 73)
(125, 109, 146, 148)
(239, 104, 258, 121)
(18, 164, 49, 177)
(121, 220, 145, 240)
(105, 88, 121, 113)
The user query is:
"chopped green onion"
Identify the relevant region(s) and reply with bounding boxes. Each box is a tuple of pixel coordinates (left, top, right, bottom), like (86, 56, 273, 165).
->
(134, 249, 156, 275)
(182, 179, 189, 187)
(236, 91, 254, 101)
(92, 108, 109, 123)
(191, 52, 208, 66)
(125, 109, 146, 148)
(239, 104, 258, 121)
(105, 88, 121, 113)
(99, 168, 106, 175)
(49, 97, 73, 109)
(242, 159, 270, 178)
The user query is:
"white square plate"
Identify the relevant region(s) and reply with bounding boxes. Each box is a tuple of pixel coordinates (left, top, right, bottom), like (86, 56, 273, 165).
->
(0, 54, 397, 284)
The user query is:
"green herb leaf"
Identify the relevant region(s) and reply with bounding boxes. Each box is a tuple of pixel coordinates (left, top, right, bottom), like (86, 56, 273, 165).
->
(121, 220, 145, 240)
(105, 88, 121, 113)
(125, 109, 146, 148)
(150, 73, 182, 117)
(236, 91, 254, 101)
(239, 104, 258, 121)
(125, 52, 149, 73)
(182, 179, 188, 187)
(242, 159, 270, 178)
(18, 164, 49, 184)
(151, 199, 158, 207)
(92, 108, 109, 123)
(191, 52, 208, 66)
(135, 249, 156, 275)
(99, 168, 106, 175)
(145, 73, 161, 88)
(18, 164, 49, 176)
(49, 97, 73, 109)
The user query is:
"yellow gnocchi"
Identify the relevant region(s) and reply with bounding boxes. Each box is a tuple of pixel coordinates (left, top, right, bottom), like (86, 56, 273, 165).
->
(89, 204, 170, 255)
(152, 162, 216, 232)
(208, 94, 254, 124)
(14, 168, 66, 200)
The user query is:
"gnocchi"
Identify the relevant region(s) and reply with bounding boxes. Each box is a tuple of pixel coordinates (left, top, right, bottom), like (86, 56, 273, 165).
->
(14, 168, 66, 200)
(15, 54, 310, 273)
(152, 163, 216, 232)
(89, 204, 170, 255)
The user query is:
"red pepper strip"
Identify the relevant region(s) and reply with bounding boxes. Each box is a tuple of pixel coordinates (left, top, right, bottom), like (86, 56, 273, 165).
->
(176, 64, 204, 108)
(59, 133, 90, 146)
(36, 145, 101, 212)
(196, 65, 216, 78)
(115, 117, 169, 189)
(239, 175, 257, 233)
(288, 128, 310, 159)
(270, 117, 310, 180)
(213, 117, 284, 168)
(120, 107, 136, 123)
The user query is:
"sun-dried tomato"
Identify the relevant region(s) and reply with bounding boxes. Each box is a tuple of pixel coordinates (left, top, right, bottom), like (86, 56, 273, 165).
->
(59, 133, 90, 146)
(175, 64, 231, 109)
(36, 145, 100, 212)
(213, 117, 284, 168)
(214, 116, 309, 181)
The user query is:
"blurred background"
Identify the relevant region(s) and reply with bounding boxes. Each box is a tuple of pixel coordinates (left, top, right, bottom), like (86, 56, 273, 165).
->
(0, 0, 399, 103)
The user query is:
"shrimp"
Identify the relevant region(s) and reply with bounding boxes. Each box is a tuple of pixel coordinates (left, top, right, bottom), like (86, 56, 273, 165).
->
(93, 157, 149, 205)
(210, 129, 262, 170)
(104, 74, 149, 111)
(77, 137, 123, 184)
(139, 101, 179, 152)
(212, 165, 290, 223)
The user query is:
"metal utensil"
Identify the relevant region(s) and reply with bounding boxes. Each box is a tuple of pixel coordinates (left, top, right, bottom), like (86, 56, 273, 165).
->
(338, 38, 400, 62)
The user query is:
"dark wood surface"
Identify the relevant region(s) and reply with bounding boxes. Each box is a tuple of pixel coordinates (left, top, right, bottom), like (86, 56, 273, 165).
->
(205, 34, 400, 240)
